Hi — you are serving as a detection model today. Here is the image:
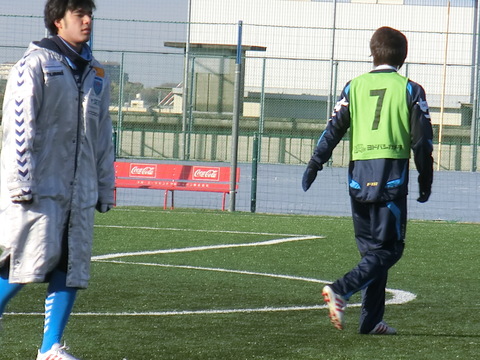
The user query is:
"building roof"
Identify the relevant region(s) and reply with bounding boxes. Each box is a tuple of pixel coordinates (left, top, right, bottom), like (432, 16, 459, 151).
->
(164, 42, 266, 52)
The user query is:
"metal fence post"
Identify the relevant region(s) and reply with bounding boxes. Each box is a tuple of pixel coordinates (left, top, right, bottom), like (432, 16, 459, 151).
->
(251, 132, 259, 213)
(116, 52, 125, 158)
(229, 20, 243, 212)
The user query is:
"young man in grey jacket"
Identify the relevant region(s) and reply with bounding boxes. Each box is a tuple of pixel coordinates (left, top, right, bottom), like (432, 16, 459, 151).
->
(0, 0, 114, 358)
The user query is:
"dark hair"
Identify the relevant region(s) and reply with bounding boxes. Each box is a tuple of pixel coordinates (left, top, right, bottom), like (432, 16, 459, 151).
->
(44, 0, 96, 35)
(370, 26, 408, 69)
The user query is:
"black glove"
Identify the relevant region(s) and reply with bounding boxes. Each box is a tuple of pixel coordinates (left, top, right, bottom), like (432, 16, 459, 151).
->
(302, 160, 323, 192)
(96, 201, 113, 213)
(417, 189, 431, 203)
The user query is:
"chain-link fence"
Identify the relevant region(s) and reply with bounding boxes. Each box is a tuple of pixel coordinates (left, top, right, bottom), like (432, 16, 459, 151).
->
(1, 0, 480, 221)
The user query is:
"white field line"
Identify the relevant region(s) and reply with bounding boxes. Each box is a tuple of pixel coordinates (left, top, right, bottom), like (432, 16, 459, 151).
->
(7, 229, 416, 318)
(92, 235, 322, 260)
(93, 259, 417, 308)
(94, 224, 313, 237)
(9, 307, 326, 317)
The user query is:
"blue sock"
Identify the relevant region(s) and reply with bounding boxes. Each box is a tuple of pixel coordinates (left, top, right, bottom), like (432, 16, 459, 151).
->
(0, 273, 24, 316)
(40, 270, 78, 353)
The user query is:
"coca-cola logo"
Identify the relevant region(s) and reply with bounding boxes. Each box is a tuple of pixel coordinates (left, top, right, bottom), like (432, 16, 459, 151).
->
(192, 167, 220, 181)
(129, 163, 157, 178)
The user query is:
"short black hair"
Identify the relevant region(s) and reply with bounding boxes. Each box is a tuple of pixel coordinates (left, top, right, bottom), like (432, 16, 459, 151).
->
(370, 26, 408, 69)
(44, 0, 96, 35)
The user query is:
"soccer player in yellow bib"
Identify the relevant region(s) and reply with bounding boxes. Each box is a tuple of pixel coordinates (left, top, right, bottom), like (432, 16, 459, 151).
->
(302, 27, 433, 335)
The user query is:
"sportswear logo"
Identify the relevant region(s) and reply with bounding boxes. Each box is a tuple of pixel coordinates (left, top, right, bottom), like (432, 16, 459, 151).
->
(418, 99, 429, 113)
(14, 61, 30, 182)
(44, 62, 64, 77)
(46, 71, 64, 77)
(333, 97, 349, 115)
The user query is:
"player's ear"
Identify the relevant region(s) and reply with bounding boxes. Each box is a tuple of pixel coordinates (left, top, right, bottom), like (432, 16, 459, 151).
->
(54, 17, 63, 31)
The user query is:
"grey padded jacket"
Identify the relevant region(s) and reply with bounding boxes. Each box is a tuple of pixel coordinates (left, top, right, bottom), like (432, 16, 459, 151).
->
(0, 42, 114, 288)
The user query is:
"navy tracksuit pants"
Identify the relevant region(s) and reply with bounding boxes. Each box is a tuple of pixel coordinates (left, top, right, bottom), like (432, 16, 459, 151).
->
(331, 196, 406, 334)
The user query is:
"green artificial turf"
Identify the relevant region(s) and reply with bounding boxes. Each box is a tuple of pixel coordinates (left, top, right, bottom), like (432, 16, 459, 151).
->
(2, 208, 478, 359)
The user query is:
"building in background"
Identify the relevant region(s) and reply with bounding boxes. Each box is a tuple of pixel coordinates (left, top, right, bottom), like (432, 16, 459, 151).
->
(183, 0, 477, 126)
(0, 62, 14, 81)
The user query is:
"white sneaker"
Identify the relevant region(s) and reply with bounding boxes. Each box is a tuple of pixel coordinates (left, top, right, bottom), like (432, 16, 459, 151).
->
(322, 285, 346, 330)
(36, 343, 80, 360)
(369, 321, 397, 335)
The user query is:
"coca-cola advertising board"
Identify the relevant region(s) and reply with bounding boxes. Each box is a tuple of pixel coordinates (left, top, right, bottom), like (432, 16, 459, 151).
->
(192, 166, 220, 181)
(129, 163, 157, 178)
